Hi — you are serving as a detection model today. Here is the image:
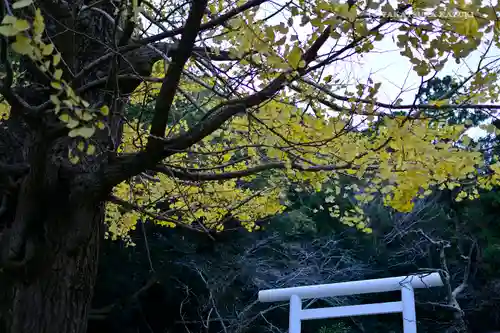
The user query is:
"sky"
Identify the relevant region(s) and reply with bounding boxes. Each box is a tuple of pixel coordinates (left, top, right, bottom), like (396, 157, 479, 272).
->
(334, 27, 499, 138)
(257, 0, 500, 101)
(256, 0, 500, 137)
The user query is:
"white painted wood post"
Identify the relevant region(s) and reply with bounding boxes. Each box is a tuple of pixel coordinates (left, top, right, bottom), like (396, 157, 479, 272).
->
(258, 273, 443, 302)
(289, 295, 302, 333)
(258, 273, 443, 333)
(401, 282, 417, 333)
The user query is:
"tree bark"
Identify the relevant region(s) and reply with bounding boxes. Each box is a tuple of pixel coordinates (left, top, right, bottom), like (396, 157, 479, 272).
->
(0, 190, 105, 333)
(0, 41, 171, 333)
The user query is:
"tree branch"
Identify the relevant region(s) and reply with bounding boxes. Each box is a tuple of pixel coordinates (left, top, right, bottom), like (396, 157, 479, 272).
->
(146, 0, 209, 155)
(451, 240, 477, 299)
(72, 0, 269, 82)
(153, 160, 363, 181)
(102, 25, 332, 188)
(89, 275, 159, 319)
(160, 25, 332, 154)
(300, 78, 500, 112)
(108, 195, 205, 233)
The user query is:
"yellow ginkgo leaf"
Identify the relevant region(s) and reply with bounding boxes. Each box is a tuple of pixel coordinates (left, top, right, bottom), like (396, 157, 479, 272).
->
(53, 53, 61, 66)
(430, 99, 448, 107)
(54, 69, 63, 80)
(59, 113, 70, 122)
(42, 43, 54, 56)
(77, 141, 85, 151)
(68, 151, 80, 164)
(100, 105, 110, 116)
(33, 9, 44, 35)
(11, 35, 33, 55)
(68, 126, 96, 138)
(51, 81, 63, 90)
(13, 19, 30, 31)
(87, 144, 96, 155)
(12, 0, 33, 9)
(0, 102, 10, 120)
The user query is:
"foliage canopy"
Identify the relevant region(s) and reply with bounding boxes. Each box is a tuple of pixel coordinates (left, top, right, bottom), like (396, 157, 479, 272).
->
(1, 0, 500, 243)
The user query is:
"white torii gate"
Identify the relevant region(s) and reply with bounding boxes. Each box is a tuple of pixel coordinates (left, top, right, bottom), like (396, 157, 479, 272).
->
(258, 272, 443, 333)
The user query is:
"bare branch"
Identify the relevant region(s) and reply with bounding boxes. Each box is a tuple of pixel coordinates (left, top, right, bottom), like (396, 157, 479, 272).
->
(73, 0, 270, 82)
(154, 161, 366, 181)
(108, 195, 204, 233)
(300, 78, 500, 112)
(89, 275, 159, 319)
(451, 240, 477, 299)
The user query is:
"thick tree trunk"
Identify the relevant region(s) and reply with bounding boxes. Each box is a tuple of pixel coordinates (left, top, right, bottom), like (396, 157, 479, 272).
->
(0, 0, 169, 328)
(0, 185, 105, 333)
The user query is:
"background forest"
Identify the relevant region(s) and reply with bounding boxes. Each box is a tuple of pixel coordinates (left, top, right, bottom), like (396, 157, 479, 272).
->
(87, 77, 500, 333)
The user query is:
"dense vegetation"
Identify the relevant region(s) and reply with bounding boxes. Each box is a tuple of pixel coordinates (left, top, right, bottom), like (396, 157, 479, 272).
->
(88, 77, 500, 333)
(89, 170, 500, 333)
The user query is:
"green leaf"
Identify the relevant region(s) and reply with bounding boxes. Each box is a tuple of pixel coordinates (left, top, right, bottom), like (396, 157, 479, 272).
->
(81, 112, 93, 121)
(51, 81, 63, 90)
(486, 124, 496, 134)
(0, 25, 18, 36)
(53, 53, 61, 66)
(12, 0, 33, 9)
(287, 45, 302, 69)
(50, 94, 60, 106)
(68, 126, 95, 138)
(100, 105, 109, 116)
(1, 16, 16, 25)
(13, 19, 30, 31)
(11, 35, 32, 55)
(42, 43, 54, 56)
(54, 69, 63, 80)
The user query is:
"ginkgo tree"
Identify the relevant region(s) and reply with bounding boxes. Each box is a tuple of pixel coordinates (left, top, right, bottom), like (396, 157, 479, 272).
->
(1, 0, 500, 331)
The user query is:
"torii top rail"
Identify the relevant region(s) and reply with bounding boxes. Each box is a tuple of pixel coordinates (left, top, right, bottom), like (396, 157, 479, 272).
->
(258, 272, 444, 333)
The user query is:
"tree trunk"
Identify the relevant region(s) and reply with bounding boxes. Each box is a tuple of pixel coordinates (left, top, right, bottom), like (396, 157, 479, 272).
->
(0, 194, 105, 333)
(0, 0, 173, 328)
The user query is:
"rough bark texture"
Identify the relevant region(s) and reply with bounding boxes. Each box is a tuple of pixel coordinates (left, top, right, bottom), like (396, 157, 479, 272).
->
(2, 203, 103, 333)
(0, 4, 160, 330)
(0, 110, 107, 332)
(0, 103, 149, 333)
